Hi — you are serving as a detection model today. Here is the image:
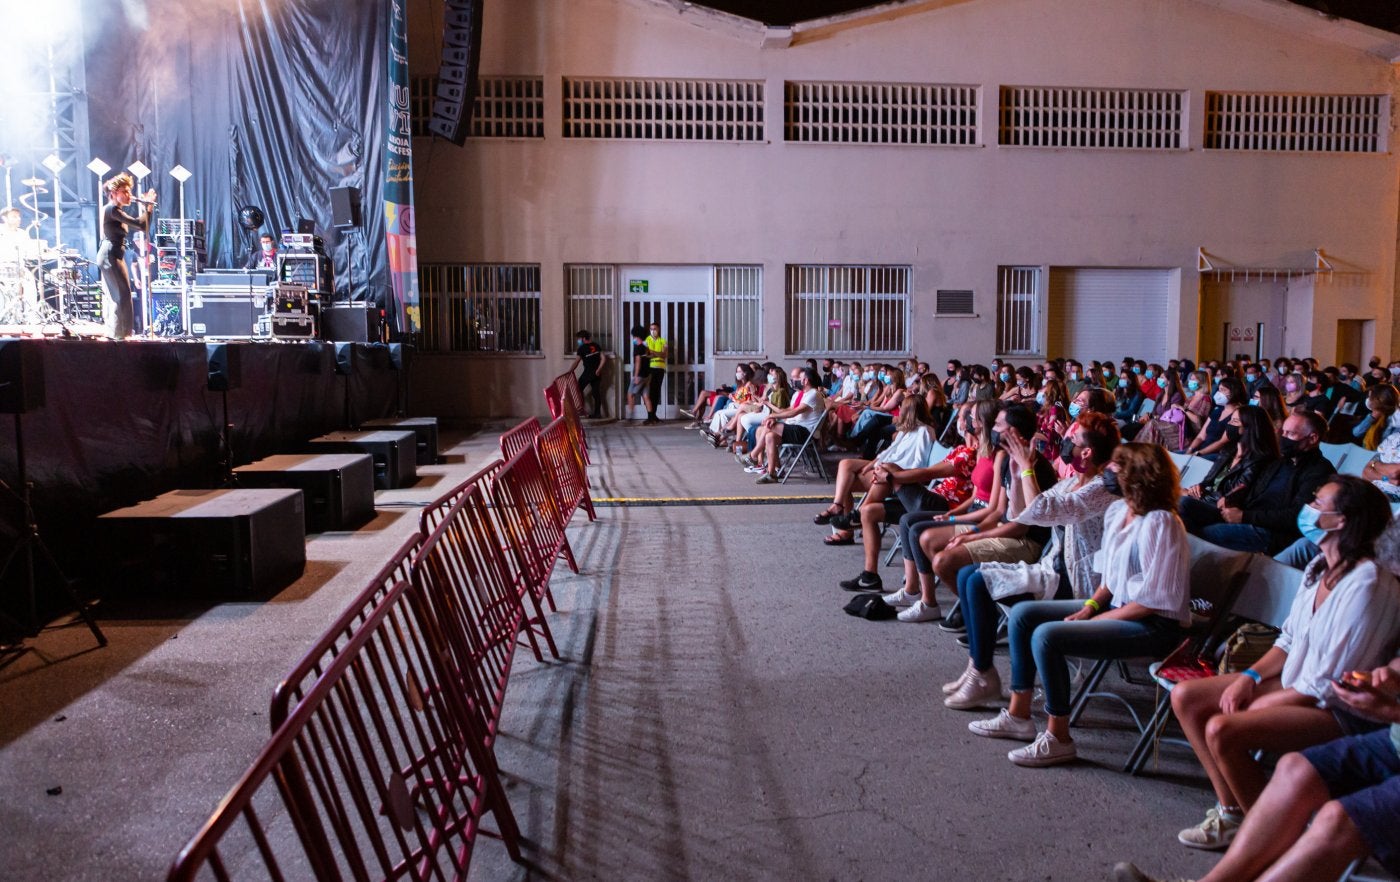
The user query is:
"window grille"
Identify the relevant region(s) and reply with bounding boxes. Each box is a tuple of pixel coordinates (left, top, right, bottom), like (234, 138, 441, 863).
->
(419, 263, 541, 353)
(1204, 92, 1383, 153)
(935, 289, 975, 316)
(714, 266, 763, 354)
(785, 265, 910, 356)
(999, 87, 1182, 149)
(996, 266, 1042, 356)
(565, 265, 618, 355)
(409, 76, 544, 138)
(562, 78, 764, 141)
(784, 81, 978, 145)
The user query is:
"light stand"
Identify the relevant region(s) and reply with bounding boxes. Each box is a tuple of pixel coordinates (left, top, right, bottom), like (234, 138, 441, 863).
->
(86, 157, 109, 259)
(170, 165, 192, 335)
(127, 161, 153, 334)
(41, 153, 64, 253)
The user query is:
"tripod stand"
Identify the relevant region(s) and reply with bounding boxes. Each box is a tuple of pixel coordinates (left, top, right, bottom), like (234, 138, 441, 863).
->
(0, 412, 107, 658)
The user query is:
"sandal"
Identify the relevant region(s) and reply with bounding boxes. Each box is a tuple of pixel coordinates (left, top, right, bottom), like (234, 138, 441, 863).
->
(829, 512, 857, 531)
(814, 505, 844, 525)
(823, 531, 855, 546)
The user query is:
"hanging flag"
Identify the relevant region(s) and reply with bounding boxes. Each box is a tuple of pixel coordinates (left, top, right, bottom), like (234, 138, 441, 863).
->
(384, 0, 419, 335)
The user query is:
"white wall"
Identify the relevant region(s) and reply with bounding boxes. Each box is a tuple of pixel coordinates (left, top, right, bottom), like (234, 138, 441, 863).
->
(406, 0, 1400, 419)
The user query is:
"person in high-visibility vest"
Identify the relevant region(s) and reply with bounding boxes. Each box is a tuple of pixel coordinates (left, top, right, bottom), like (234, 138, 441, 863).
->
(643, 321, 668, 425)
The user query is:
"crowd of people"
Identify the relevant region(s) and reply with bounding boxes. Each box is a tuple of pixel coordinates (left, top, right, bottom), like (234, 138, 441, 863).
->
(671, 351, 1400, 882)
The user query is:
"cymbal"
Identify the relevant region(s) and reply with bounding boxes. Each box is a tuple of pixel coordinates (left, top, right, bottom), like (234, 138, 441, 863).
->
(20, 177, 46, 187)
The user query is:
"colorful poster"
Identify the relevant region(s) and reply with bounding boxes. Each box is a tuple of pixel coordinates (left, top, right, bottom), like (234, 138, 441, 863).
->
(384, 0, 419, 334)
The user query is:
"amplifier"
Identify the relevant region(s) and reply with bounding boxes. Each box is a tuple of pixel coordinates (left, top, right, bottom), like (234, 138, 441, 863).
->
(155, 218, 206, 239)
(156, 247, 203, 282)
(196, 270, 272, 289)
(277, 253, 333, 297)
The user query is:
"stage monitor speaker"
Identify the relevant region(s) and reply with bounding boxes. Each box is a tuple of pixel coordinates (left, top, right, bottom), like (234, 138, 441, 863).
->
(330, 186, 361, 229)
(430, 0, 482, 147)
(387, 343, 405, 371)
(334, 342, 355, 376)
(323, 304, 380, 343)
(0, 338, 44, 413)
(207, 343, 242, 392)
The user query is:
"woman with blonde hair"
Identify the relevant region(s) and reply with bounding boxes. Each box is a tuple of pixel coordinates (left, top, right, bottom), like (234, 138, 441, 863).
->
(97, 172, 157, 339)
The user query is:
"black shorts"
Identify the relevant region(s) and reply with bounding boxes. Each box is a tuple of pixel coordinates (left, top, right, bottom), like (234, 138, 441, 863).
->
(780, 424, 811, 445)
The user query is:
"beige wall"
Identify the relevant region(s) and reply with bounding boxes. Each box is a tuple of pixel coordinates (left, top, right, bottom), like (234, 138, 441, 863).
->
(405, 0, 1400, 419)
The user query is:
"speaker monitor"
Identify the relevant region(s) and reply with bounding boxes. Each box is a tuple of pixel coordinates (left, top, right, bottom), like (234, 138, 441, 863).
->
(329, 186, 361, 229)
(0, 338, 44, 413)
(334, 342, 355, 376)
(387, 343, 405, 371)
(206, 342, 242, 392)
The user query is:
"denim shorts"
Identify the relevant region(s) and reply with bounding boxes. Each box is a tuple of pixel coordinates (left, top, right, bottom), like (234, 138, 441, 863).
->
(1302, 727, 1400, 875)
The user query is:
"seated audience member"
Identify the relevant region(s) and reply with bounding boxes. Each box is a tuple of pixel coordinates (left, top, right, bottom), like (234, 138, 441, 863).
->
(841, 401, 995, 597)
(1180, 411, 1335, 554)
(1116, 654, 1400, 882)
(942, 413, 1120, 710)
(945, 360, 971, 406)
(692, 364, 756, 431)
(1185, 377, 1247, 460)
(1183, 370, 1214, 439)
(1251, 383, 1287, 434)
(968, 364, 997, 402)
(729, 366, 790, 456)
(1279, 371, 1310, 412)
(1353, 382, 1400, 450)
(920, 375, 951, 437)
(1112, 369, 1145, 428)
(967, 443, 1189, 767)
(1180, 407, 1278, 509)
(1034, 377, 1071, 452)
(750, 367, 826, 484)
(1064, 361, 1087, 399)
(1360, 417, 1400, 502)
(849, 367, 907, 457)
(1300, 370, 1337, 418)
(818, 396, 937, 544)
(1168, 475, 1400, 853)
(1000, 367, 1038, 406)
(1139, 364, 1164, 404)
(892, 404, 1059, 624)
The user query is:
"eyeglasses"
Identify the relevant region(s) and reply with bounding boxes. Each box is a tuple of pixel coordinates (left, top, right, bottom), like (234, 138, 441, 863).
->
(1306, 500, 1340, 515)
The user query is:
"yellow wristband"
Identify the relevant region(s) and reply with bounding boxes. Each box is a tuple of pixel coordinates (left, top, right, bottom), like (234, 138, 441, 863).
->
(1020, 468, 1035, 478)
(1084, 599, 1101, 612)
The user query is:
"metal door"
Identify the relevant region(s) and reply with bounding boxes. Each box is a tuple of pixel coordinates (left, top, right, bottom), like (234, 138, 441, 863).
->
(620, 267, 710, 420)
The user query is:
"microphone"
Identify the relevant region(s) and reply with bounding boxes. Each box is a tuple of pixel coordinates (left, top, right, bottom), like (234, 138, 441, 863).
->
(132, 198, 158, 206)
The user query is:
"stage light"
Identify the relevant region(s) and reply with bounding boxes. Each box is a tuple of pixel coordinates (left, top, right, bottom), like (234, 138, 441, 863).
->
(86, 158, 111, 176)
(169, 165, 192, 183)
(41, 154, 66, 175)
(127, 161, 151, 180)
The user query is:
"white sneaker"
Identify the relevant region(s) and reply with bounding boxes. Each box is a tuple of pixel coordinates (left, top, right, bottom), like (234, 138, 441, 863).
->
(942, 658, 975, 695)
(882, 589, 918, 609)
(944, 667, 1003, 710)
(896, 599, 943, 623)
(1008, 730, 1077, 767)
(968, 709, 1037, 742)
(1177, 806, 1242, 851)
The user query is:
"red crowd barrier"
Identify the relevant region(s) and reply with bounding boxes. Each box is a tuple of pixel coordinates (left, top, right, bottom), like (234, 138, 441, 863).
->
(499, 416, 542, 462)
(536, 413, 596, 523)
(545, 374, 590, 465)
(420, 459, 505, 538)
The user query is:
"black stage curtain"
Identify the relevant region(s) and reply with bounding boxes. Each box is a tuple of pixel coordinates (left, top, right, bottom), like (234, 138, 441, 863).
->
(83, 0, 388, 305)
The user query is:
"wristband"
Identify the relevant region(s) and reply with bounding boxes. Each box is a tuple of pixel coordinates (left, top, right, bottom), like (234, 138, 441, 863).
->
(1084, 598, 1101, 612)
(1020, 468, 1035, 477)
(948, 518, 957, 525)
(1241, 668, 1262, 684)
(970, 525, 980, 533)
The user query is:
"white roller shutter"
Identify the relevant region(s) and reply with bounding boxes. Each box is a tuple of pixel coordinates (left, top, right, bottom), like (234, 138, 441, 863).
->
(1047, 268, 1172, 364)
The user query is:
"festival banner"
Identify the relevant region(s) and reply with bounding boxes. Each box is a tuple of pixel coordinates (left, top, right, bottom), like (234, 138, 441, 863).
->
(384, 0, 419, 334)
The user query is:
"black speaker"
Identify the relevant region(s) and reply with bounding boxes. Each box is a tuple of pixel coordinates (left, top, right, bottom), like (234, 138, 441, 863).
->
(206, 343, 242, 392)
(334, 342, 355, 376)
(330, 186, 361, 229)
(429, 0, 483, 146)
(0, 338, 44, 413)
(387, 343, 405, 370)
(323, 304, 380, 342)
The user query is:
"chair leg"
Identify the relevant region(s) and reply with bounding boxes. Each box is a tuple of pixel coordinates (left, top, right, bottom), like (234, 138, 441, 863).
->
(1124, 692, 1173, 775)
(1068, 658, 1112, 727)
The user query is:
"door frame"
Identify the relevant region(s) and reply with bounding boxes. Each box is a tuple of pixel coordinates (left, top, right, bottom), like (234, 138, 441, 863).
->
(617, 265, 714, 420)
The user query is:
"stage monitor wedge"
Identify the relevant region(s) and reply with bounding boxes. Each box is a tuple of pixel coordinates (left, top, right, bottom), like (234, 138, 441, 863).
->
(430, 0, 483, 147)
(0, 338, 44, 413)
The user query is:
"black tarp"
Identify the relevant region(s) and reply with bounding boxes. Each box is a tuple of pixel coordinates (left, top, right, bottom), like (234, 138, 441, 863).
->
(82, 0, 388, 305)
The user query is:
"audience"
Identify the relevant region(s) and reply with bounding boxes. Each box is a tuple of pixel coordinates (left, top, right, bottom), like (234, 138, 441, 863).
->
(818, 396, 937, 544)
(1186, 377, 1247, 460)
(749, 367, 826, 485)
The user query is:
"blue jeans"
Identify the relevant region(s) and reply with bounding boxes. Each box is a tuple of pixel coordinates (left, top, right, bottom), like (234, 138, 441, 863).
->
(900, 509, 950, 573)
(1007, 600, 1182, 717)
(957, 565, 1033, 671)
(1274, 537, 1320, 570)
(1179, 496, 1275, 553)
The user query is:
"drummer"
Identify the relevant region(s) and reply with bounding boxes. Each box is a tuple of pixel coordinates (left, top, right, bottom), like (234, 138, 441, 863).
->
(0, 206, 24, 266)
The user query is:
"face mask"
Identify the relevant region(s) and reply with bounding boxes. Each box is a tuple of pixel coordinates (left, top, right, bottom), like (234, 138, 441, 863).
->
(878, 372, 888, 383)
(1035, 392, 1046, 405)
(768, 374, 777, 383)
(1117, 379, 1129, 389)
(1390, 367, 1400, 377)
(1016, 378, 1027, 388)
(576, 338, 585, 346)
(1145, 369, 1156, 379)
(1132, 366, 1142, 375)
(1069, 372, 1079, 381)
(1156, 377, 1168, 390)
(1187, 380, 1200, 391)
(863, 371, 874, 381)
(1225, 425, 1242, 443)
(999, 372, 1010, 382)
(1250, 397, 1260, 406)
(1280, 436, 1301, 457)
(736, 373, 745, 382)
(946, 368, 955, 377)
(1058, 436, 1078, 465)
(990, 429, 1003, 448)
(1305, 382, 1318, 392)
(1103, 368, 1113, 378)
(1296, 504, 1334, 546)
(1101, 468, 1123, 497)
(1213, 390, 1229, 406)
(1068, 402, 1083, 418)
(1285, 383, 1299, 394)
(262, 242, 275, 253)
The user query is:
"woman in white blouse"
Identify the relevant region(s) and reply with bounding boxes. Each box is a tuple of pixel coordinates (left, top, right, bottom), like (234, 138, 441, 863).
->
(1169, 475, 1400, 852)
(815, 397, 937, 543)
(968, 442, 1192, 768)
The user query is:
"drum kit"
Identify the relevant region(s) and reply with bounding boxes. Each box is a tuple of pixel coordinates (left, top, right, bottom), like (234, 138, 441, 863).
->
(0, 176, 94, 328)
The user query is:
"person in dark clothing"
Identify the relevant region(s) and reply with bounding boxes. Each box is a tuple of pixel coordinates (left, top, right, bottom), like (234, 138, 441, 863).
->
(625, 324, 650, 422)
(245, 232, 279, 270)
(1179, 410, 1335, 553)
(96, 172, 156, 340)
(568, 329, 607, 418)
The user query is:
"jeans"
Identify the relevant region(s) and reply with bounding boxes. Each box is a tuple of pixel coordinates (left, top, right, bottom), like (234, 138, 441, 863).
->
(899, 506, 952, 573)
(1007, 600, 1182, 717)
(1274, 537, 1320, 570)
(1179, 496, 1275, 553)
(957, 565, 1032, 671)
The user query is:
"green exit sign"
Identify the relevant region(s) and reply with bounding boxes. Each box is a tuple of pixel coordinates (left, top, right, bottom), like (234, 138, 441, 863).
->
(629, 280, 649, 293)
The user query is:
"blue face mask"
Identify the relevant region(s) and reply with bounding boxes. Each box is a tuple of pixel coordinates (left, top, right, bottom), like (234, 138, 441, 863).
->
(1068, 402, 1082, 418)
(1132, 366, 1142, 375)
(1187, 380, 1200, 391)
(1157, 377, 1168, 389)
(1145, 369, 1156, 379)
(1102, 368, 1113, 378)
(1296, 504, 1334, 546)
(1035, 392, 1046, 405)
(999, 372, 1011, 382)
(1117, 378, 1129, 389)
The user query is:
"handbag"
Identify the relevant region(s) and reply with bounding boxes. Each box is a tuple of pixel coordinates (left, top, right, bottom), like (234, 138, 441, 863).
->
(1217, 622, 1280, 675)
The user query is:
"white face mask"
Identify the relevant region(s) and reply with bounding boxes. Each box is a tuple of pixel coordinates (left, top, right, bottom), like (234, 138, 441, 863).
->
(1213, 390, 1229, 406)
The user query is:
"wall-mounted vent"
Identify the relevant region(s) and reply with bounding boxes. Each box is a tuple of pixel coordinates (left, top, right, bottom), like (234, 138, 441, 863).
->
(935, 289, 975, 316)
(999, 86, 1183, 149)
(1205, 92, 1383, 153)
(563, 78, 764, 141)
(785, 81, 978, 145)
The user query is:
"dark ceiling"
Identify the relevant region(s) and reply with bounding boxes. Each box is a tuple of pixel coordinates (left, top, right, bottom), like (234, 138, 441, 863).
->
(689, 0, 1400, 33)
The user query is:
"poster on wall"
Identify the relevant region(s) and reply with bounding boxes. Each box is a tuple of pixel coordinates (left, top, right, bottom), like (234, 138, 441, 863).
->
(384, 0, 420, 335)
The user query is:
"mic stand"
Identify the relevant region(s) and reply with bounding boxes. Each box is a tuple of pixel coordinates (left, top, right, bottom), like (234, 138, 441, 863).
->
(0, 412, 107, 661)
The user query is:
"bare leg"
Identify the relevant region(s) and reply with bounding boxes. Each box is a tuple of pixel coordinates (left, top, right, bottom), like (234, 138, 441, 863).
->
(931, 545, 974, 602)
(861, 501, 886, 571)
(1198, 753, 1334, 882)
(1253, 801, 1368, 882)
(831, 458, 871, 511)
(1172, 676, 1247, 809)
(1007, 689, 1033, 720)
(1206, 706, 1341, 810)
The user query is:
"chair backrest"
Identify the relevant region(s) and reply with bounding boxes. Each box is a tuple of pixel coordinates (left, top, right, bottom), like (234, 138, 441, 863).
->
(1178, 456, 1214, 487)
(1319, 442, 1356, 470)
(1168, 451, 1193, 472)
(1234, 549, 1304, 628)
(1337, 451, 1371, 477)
(1137, 397, 1157, 418)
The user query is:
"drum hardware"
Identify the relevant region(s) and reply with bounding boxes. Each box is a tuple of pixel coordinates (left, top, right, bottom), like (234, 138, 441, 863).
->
(19, 177, 46, 188)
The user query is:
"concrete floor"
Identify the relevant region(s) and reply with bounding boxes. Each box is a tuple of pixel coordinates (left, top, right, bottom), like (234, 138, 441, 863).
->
(0, 422, 1232, 881)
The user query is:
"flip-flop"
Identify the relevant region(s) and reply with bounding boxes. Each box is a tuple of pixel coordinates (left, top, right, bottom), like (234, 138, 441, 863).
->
(823, 532, 855, 546)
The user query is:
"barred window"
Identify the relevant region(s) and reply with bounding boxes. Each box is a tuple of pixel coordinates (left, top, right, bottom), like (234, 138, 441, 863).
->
(715, 266, 763, 354)
(409, 76, 545, 139)
(999, 86, 1182, 149)
(565, 265, 617, 355)
(996, 266, 1042, 356)
(562, 78, 764, 141)
(786, 265, 909, 356)
(419, 264, 541, 353)
(785, 81, 978, 145)
(1205, 92, 1383, 153)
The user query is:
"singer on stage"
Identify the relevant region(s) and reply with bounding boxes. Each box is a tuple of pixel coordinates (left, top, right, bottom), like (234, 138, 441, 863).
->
(96, 173, 155, 339)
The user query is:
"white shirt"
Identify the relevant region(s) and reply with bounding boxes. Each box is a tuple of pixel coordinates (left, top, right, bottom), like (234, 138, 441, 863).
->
(1275, 557, 1400, 705)
(874, 426, 934, 470)
(1098, 502, 1191, 625)
(783, 388, 826, 431)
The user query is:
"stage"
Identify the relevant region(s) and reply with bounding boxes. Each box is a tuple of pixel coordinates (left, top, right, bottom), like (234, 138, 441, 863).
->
(0, 336, 403, 623)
